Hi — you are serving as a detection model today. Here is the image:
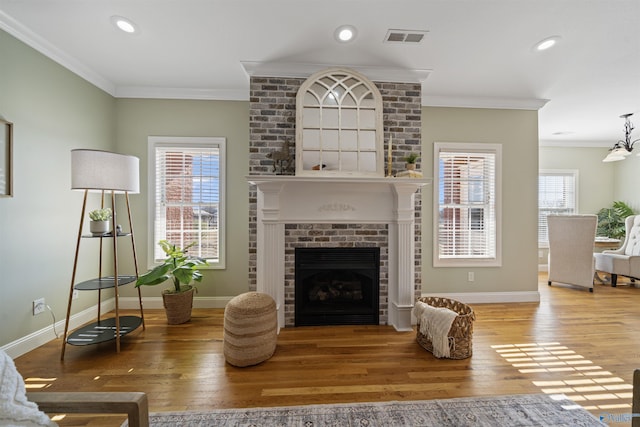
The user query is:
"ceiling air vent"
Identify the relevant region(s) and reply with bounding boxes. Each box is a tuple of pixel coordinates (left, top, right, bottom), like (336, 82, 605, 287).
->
(384, 29, 428, 44)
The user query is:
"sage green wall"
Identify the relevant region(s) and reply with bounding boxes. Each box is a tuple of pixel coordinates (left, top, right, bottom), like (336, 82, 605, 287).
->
(612, 150, 640, 211)
(114, 99, 250, 298)
(0, 30, 116, 346)
(421, 107, 539, 293)
(539, 146, 614, 215)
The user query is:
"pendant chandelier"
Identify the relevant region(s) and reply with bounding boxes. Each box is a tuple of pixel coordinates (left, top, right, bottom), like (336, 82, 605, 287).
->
(602, 113, 640, 162)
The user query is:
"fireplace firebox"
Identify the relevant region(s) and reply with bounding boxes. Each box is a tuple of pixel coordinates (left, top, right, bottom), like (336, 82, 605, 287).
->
(295, 247, 380, 326)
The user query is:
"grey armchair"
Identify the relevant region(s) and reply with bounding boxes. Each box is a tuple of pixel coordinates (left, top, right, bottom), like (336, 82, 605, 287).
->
(547, 214, 597, 292)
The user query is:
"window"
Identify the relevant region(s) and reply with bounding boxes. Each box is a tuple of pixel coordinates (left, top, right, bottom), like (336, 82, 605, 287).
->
(296, 68, 383, 176)
(433, 142, 502, 267)
(148, 137, 225, 268)
(538, 170, 577, 246)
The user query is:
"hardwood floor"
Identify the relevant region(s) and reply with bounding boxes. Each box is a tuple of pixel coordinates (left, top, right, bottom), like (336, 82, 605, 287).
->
(14, 273, 640, 426)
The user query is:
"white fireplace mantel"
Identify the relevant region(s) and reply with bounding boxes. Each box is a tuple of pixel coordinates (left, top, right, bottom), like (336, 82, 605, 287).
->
(248, 175, 431, 331)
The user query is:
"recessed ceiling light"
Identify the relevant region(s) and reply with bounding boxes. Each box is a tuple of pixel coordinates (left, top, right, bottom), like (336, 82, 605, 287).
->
(111, 15, 138, 34)
(334, 25, 357, 43)
(534, 36, 561, 51)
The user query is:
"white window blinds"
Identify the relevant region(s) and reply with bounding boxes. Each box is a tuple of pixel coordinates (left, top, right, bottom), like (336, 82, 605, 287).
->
(149, 137, 225, 267)
(434, 143, 501, 267)
(538, 170, 577, 245)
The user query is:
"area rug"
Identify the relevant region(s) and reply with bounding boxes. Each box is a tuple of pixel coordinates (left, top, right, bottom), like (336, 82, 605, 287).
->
(125, 394, 606, 426)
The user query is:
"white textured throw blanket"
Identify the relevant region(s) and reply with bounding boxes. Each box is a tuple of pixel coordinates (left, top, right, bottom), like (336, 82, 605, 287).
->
(413, 301, 458, 358)
(0, 349, 57, 427)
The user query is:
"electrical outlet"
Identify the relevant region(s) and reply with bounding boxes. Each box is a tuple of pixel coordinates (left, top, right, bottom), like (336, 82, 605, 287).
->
(73, 290, 79, 300)
(467, 272, 475, 282)
(33, 298, 45, 315)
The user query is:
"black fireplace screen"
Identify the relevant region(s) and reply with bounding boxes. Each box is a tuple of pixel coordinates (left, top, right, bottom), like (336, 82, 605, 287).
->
(295, 247, 380, 326)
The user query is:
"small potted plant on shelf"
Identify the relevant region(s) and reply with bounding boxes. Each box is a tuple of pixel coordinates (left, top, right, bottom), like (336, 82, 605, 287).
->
(403, 153, 420, 170)
(88, 208, 112, 236)
(135, 240, 208, 324)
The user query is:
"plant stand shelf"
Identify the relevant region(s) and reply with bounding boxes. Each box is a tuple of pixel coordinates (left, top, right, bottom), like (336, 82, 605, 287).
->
(61, 189, 145, 360)
(74, 275, 137, 290)
(66, 316, 143, 346)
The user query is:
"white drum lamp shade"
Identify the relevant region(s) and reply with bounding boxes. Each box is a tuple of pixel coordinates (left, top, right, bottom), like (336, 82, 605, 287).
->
(71, 149, 140, 193)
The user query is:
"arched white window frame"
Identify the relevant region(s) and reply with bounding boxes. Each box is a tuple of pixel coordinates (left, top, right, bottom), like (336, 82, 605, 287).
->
(296, 68, 384, 177)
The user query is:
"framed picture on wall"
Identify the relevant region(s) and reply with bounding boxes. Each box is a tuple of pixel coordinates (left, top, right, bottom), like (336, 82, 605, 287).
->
(0, 119, 13, 197)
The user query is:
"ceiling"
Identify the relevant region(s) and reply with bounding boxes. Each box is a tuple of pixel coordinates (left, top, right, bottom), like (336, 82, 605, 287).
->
(1, 0, 639, 147)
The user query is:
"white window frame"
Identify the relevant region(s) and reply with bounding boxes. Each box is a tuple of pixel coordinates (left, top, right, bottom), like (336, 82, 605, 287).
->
(538, 169, 578, 248)
(147, 136, 226, 269)
(433, 142, 502, 267)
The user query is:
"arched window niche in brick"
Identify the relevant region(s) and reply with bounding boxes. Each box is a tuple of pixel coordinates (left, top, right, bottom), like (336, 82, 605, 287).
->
(296, 68, 384, 177)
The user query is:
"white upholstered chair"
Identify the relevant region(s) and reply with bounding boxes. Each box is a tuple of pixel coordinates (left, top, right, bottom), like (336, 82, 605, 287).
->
(594, 214, 640, 287)
(547, 214, 597, 292)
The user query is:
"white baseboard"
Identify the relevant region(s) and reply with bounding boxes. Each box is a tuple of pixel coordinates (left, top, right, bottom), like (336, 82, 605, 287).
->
(2, 296, 234, 359)
(409, 291, 539, 326)
(422, 291, 540, 304)
(118, 296, 233, 310)
(1, 299, 116, 359)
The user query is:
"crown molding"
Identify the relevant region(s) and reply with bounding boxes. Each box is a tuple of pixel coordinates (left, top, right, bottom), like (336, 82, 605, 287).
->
(0, 14, 551, 110)
(0, 11, 115, 95)
(241, 61, 431, 84)
(423, 94, 549, 111)
(539, 139, 612, 148)
(114, 86, 248, 101)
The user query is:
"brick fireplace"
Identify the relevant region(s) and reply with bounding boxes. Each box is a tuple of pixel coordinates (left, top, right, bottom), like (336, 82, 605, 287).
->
(247, 70, 427, 331)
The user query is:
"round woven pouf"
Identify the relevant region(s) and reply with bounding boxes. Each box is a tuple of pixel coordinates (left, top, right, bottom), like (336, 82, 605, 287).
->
(223, 292, 277, 367)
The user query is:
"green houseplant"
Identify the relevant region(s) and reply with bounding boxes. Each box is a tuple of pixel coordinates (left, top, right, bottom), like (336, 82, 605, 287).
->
(597, 201, 635, 240)
(88, 208, 112, 221)
(135, 240, 208, 324)
(88, 208, 112, 235)
(403, 153, 420, 170)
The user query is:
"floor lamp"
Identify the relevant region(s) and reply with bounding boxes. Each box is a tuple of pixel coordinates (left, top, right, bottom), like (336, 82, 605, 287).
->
(61, 149, 145, 360)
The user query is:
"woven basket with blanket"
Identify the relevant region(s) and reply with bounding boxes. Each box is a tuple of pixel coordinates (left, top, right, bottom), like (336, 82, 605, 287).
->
(415, 297, 475, 359)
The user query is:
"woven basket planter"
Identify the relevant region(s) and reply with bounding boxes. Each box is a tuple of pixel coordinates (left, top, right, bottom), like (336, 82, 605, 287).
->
(162, 286, 195, 325)
(416, 296, 475, 359)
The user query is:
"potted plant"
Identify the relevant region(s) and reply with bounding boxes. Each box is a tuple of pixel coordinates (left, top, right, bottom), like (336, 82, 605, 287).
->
(135, 240, 208, 324)
(597, 201, 635, 239)
(88, 208, 112, 235)
(403, 153, 420, 170)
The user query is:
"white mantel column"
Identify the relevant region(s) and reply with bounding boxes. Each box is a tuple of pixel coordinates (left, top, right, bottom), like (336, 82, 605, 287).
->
(254, 182, 285, 330)
(389, 183, 419, 331)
